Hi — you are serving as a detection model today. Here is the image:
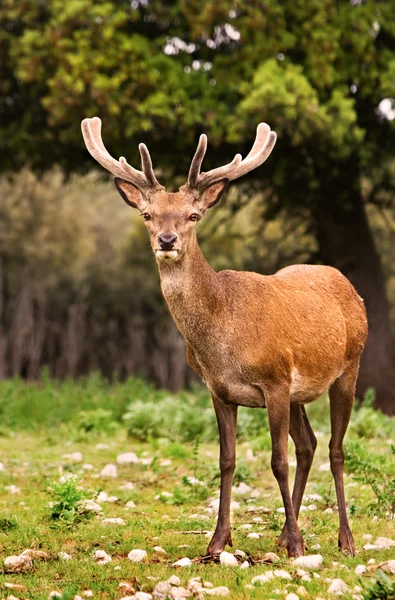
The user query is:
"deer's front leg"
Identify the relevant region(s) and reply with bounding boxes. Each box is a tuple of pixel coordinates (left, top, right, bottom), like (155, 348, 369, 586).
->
(206, 395, 238, 558)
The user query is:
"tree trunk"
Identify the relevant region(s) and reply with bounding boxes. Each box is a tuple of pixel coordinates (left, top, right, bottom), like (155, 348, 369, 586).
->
(314, 192, 395, 415)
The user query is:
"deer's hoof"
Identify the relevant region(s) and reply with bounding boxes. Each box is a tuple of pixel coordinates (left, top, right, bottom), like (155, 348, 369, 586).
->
(338, 529, 356, 556)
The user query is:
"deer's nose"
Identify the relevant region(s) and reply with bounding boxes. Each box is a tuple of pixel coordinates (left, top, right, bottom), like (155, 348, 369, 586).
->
(158, 233, 177, 250)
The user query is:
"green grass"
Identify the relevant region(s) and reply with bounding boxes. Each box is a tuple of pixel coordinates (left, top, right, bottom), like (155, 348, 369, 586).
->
(0, 376, 393, 599)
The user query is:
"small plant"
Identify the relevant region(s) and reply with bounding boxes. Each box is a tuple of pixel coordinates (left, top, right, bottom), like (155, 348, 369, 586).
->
(47, 475, 92, 526)
(350, 388, 395, 440)
(363, 570, 395, 600)
(70, 408, 119, 440)
(344, 441, 395, 517)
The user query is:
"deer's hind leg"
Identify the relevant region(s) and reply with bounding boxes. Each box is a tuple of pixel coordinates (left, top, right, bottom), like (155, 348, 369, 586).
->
(277, 404, 317, 549)
(266, 385, 304, 557)
(329, 361, 359, 555)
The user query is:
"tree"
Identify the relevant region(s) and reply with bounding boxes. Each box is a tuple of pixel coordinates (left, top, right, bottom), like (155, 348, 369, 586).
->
(1, 0, 395, 412)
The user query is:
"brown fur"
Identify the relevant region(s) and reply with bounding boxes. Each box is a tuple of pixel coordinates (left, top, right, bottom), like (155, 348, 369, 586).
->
(81, 118, 368, 559)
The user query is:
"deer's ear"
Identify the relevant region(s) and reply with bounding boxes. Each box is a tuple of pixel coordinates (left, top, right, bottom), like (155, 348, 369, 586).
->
(198, 179, 229, 212)
(114, 177, 145, 210)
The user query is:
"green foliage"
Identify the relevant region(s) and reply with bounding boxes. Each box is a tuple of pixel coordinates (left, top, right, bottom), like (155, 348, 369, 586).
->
(363, 570, 395, 600)
(47, 475, 92, 526)
(350, 389, 395, 440)
(70, 409, 119, 440)
(344, 440, 395, 517)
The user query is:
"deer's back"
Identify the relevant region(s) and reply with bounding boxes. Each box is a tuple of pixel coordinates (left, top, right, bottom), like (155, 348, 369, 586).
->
(191, 264, 367, 406)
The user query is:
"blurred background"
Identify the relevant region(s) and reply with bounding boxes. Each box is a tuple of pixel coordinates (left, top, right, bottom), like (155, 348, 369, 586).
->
(1, 0, 394, 414)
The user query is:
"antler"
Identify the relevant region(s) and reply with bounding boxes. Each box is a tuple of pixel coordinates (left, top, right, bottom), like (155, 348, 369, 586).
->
(81, 117, 163, 192)
(187, 123, 277, 191)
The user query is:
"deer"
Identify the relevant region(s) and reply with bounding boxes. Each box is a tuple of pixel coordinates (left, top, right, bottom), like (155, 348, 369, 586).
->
(81, 116, 368, 559)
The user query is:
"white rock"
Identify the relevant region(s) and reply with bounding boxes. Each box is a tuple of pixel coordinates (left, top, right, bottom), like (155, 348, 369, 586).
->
(153, 581, 171, 596)
(92, 550, 112, 564)
(219, 552, 238, 567)
(62, 451, 83, 463)
(4, 555, 33, 572)
(355, 565, 366, 576)
(324, 507, 334, 514)
(234, 549, 247, 558)
(203, 582, 213, 588)
(232, 482, 252, 495)
(58, 551, 72, 560)
(83, 592, 93, 598)
(96, 443, 110, 450)
(21, 549, 49, 560)
(117, 452, 139, 465)
(274, 569, 292, 580)
(305, 494, 323, 502)
(155, 491, 173, 500)
(5, 485, 20, 494)
(169, 587, 190, 599)
(252, 517, 263, 524)
(134, 593, 152, 600)
(328, 578, 348, 594)
(311, 544, 321, 550)
(153, 546, 166, 554)
(238, 524, 252, 531)
(247, 505, 271, 513)
(79, 499, 102, 513)
(380, 560, 395, 574)
(172, 557, 192, 567)
(374, 537, 395, 548)
(127, 549, 147, 563)
(82, 463, 94, 471)
(247, 532, 260, 539)
(285, 594, 299, 600)
(301, 575, 311, 582)
(167, 575, 181, 586)
(263, 552, 280, 563)
(252, 571, 274, 584)
(125, 500, 136, 508)
(49, 592, 63, 598)
(160, 459, 172, 466)
(363, 544, 379, 550)
(119, 482, 135, 490)
(250, 489, 261, 498)
(0, 462, 4, 471)
(276, 507, 286, 513)
(100, 464, 118, 478)
(368, 559, 376, 565)
(292, 555, 323, 570)
(101, 518, 125, 526)
(208, 498, 240, 512)
(241, 561, 250, 569)
(362, 534, 373, 540)
(204, 587, 230, 596)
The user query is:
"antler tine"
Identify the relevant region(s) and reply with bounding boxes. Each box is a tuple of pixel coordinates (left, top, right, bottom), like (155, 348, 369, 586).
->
(138, 143, 159, 187)
(81, 117, 161, 191)
(187, 123, 277, 191)
(227, 129, 277, 182)
(196, 153, 242, 190)
(188, 134, 208, 187)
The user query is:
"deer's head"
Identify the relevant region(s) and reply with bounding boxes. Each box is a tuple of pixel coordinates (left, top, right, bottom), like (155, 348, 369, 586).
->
(81, 117, 276, 263)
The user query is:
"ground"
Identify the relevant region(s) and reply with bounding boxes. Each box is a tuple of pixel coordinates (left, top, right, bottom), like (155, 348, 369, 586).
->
(0, 379, 393, 599)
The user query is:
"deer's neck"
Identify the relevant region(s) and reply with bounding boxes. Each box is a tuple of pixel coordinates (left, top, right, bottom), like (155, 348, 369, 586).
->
(157, 237, 223, 343)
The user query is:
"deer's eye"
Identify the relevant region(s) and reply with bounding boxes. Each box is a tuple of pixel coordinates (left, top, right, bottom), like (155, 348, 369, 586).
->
(189, 213, 199, 222)
(143, 213, 151, 221)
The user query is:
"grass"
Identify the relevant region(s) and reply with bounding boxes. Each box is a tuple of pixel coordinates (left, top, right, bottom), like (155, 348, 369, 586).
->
(0, 376, 393, 599)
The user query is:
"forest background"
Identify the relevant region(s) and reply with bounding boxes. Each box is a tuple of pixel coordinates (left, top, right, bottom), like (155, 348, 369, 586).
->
(1, 0, 395, 414)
